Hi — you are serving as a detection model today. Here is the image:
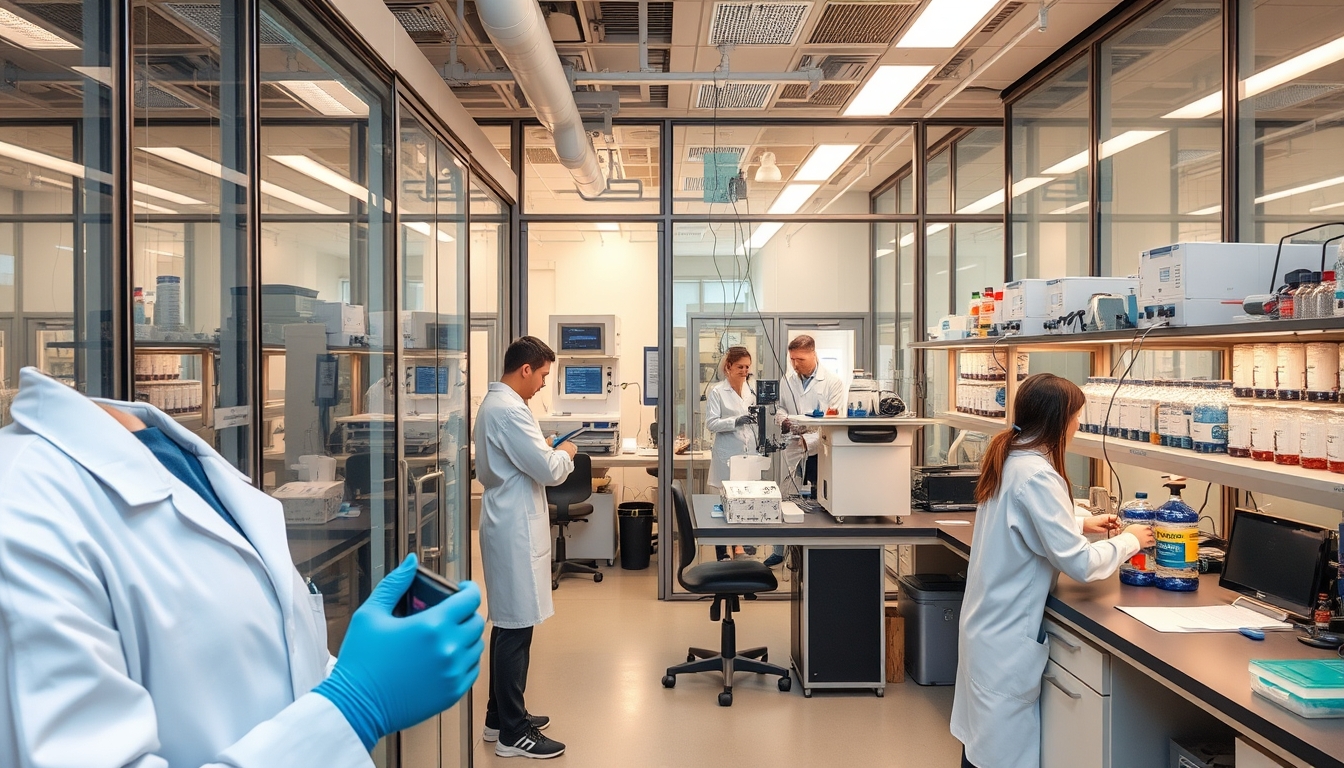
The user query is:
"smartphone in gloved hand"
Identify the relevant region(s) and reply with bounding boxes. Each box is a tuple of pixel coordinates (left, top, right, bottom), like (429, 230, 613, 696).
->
(393, 566, 460, 617)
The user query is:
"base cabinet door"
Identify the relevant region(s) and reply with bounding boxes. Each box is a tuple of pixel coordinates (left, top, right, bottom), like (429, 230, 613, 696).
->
(1041, 660, 1109, 768)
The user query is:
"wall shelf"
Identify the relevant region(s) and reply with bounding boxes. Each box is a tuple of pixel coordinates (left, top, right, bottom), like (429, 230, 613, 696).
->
(912, 317, 1344, 350)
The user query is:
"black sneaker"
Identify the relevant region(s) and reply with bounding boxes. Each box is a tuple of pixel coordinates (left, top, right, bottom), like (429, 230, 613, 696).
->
(483, 714, 550, 743)
(494, 726, 565, 759)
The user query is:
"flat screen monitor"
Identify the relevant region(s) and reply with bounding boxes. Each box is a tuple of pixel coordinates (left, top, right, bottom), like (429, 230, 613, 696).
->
(559, 324, 604, 353)
(1219, 509, 1331, 619)
(562, 364, 604, 396)
(414, 366, 449, 395)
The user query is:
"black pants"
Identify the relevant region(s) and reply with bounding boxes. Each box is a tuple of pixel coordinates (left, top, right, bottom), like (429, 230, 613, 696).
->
(803, 454, 818, 487)
(961, 747, 978, 768)
(485, 624, 534, 738)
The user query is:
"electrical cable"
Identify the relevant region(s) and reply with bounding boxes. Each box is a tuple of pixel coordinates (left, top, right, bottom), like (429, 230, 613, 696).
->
(1100, 320, 1169, 506)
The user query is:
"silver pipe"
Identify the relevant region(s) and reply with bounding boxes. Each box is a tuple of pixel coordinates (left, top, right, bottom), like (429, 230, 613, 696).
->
(449, 0, 465, 67)
(475, 0, 605, 196)
(448, 69, 823, 85)
(638, 0, 649, 72)
(924, 0, 1061, 118)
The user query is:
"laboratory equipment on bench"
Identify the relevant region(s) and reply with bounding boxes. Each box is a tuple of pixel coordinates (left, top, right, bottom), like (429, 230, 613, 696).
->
(1137, 242, 1323, 327)
(547, 315, 623, 453)
(1219, 508, 1334, 625)
(720, 480, 783, 524)
(1001, 279, 1054, 335)
(792, 415, 935, 523)
(551, 314, 620, 356)
(912, 466, 978, 512)
(1045, 276, 1137, 332)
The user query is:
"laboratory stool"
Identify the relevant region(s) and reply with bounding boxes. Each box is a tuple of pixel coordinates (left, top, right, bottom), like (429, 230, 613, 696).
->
(547, 452, 603, 589)
(661, 481, 791, 706)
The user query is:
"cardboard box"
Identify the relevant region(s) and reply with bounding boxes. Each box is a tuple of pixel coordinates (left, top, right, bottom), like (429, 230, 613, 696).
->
(720, 480, 783, 524)
(273, 480, 344, 525)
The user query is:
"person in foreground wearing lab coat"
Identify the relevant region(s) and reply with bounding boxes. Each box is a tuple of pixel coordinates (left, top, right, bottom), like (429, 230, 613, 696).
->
(0, 367, 484, 768)
(705, 346, 758, 561)
(951, 373, 1156, 768)
(770, 334, 849, 567)
(475, 336, 577, 759)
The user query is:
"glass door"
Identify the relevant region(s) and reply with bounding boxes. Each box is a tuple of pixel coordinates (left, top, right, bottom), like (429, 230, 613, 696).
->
(396, 102, 470, 768)
(29, 318, 75, 386)
(775, 316, 868, 394)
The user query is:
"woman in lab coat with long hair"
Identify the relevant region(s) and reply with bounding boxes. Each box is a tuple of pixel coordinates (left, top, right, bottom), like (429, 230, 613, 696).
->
(951, 373, 1156, 768)
(705, 346, 757, 561)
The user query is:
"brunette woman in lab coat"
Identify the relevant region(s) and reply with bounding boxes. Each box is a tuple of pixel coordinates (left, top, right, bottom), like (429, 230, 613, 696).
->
(704, 346, 757, 561)
(951, 373, 1156, 768)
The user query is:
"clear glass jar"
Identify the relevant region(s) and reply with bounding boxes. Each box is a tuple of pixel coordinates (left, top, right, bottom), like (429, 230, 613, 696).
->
(1274, 406, 1302, 465)
(1328, 411, 1344, 473)
(1277, 343, 1306, 400)
(1250, 404, 1276, 461)
(1300, 407, 1329, 470)
(1227, 403, 1251, 458)
(1232, 344, 1255, 398)
(1253, 343, 1278, 398)
(1305, 342, 1340, 402)
(1192, 382, 1229, 454)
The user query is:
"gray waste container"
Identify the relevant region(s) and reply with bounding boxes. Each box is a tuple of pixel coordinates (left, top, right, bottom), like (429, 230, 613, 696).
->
(897, 574, 966, 685)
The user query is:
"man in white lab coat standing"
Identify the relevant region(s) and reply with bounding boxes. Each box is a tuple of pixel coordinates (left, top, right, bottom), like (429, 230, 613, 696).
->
(475, 336, 577, 759)
(767, 335, 848, 566)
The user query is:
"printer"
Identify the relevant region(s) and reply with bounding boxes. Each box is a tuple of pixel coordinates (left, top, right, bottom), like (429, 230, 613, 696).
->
(912, 466, 979, 512)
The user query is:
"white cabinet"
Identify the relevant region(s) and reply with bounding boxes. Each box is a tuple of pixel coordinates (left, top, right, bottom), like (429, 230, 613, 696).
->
(558, 491, 616, 563)
(1042, 659, 1109, 768)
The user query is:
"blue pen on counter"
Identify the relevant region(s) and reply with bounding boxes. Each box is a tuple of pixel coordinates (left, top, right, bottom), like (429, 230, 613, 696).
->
(1239, 627, 1265, 641)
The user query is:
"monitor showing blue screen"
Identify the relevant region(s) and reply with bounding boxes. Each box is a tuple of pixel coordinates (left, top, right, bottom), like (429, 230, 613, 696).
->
(563, 365, 604, 395)
(560, 324, 604, 352)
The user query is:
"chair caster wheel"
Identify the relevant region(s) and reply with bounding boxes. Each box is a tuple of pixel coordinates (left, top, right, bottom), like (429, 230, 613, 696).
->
(803, 689, 813, 698)
(607, 559, 615, 567)
(551, 580, 559, 590)
(875, 688, 884, 698)
(687, 653, 696, 663)
(778, 676, 791, 692)
(718, 692, 733, 707)
(594, 572, 604, 583)
(662, 675, 676, 688)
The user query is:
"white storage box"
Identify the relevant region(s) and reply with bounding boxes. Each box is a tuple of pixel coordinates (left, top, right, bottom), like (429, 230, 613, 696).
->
(273, 480, 344, 525)
(314, 301, 366, 336)
(1138, 242, 1324, 327)
(1047, 276, 1138, 318)
(720, 480, 783, 524)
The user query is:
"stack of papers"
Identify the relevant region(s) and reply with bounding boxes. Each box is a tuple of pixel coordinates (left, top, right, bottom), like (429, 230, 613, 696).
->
(1117, 605, 1294, 633)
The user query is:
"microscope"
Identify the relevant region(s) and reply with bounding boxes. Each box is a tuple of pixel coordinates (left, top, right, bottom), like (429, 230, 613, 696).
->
(749, 379, 783, 456)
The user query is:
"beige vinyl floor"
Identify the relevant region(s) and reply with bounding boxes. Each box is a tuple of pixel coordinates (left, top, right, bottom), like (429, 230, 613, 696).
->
(468, 536, 963, 767)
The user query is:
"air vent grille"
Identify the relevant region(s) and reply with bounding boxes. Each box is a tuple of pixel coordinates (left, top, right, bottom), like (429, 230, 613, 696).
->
(387, 3, 453, 43)
(163, 4, 292, 45)
(798, 54, 873, 81)
(908, 83, 939, 104)
(26, 3, 202, 45)
(937, 51, 971, 80)
(687, 146, 746, 161)
(449, 84, 511, 108)
(808, 2, 916, 45)
(708, 2, 811, 46)
(623, 147, 652, 164)
(598, 1, 673, 42)
(1255, 83, 1344, 112)
(649, 84, 669, 106)
(777, 82, 856, 106)
(683, 176, 707, 192)
(135, 84, 197, 110)
(696, 83, 774, 109)
(526, 147, 561, 165)
(1117, 6, 1219, 48)
(979, 2, 1023, 35)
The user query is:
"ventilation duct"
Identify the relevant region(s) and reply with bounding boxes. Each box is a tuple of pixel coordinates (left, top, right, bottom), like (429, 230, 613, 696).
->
(476, 0, 605, 196)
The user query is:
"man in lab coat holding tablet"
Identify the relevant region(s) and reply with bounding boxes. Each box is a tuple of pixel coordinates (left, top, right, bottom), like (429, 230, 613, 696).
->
(476, 336, 578, 759)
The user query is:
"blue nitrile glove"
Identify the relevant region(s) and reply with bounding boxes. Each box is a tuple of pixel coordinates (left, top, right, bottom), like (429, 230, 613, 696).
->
(314, 554, 486, 750)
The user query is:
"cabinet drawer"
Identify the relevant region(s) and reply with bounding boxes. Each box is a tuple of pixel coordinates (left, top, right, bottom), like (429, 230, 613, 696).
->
(1041, 660, 1110, 768)
(1043, 616, 1110, 694)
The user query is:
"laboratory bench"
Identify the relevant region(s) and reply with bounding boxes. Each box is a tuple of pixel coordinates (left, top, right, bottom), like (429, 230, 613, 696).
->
(689, 494, 1343, 766)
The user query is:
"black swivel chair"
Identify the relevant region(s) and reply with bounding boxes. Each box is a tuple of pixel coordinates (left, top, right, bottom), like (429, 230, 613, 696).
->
(661, 481, 791, 706)
(547, 452, 603, 589)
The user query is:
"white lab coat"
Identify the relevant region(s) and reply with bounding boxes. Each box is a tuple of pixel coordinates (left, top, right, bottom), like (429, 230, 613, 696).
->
(950, 449, 1139, 768)
(705, 379, 756, 488)
(778, 363, 848, 456)
(0, 367, 367, 768)
(475, 382, 573, 629)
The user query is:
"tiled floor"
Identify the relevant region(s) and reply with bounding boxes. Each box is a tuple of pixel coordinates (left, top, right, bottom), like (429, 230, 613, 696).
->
(468, 537, 962, 767)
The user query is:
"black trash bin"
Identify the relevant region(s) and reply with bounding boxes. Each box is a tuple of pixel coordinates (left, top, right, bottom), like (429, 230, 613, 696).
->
(618, 502, 656, 570)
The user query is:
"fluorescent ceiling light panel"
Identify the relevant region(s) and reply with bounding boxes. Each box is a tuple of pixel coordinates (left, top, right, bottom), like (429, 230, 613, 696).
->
(1042, 150, 1088, 176)
(1164, 34, 1344, 120)
(134, 199, 178, 214)
(132, 181, 205, 206)
(1048, 201, 1090, 215)
(142, 146, 340, 214)
(0, 140, 85, 178)
(1100, 130, 1166, 158)
(843, 65, 933, 116)
(34, 174, 73, 189)
(1187, 205, 1222, 216)
(1310, 200, 1344, 213)
(0, 8, 78, 50)
(739, 222, 783, 253)
(403, 221, 454, 243)
(957, 189, 1004, 214)
(768, 183, 819, 215)
(269, 154, 372, 204)
(898, 223, 950, 248)
(146, 248, 179, 257)
(875, 248, 895, 258)
(275, 80, 369, 117)
(794, 144, 859, 182)
(1011, 176, 1053, 196)
(71, 66, 112, 87)
(1255, 175, 1344, 204)
(896, 0, 999, 48)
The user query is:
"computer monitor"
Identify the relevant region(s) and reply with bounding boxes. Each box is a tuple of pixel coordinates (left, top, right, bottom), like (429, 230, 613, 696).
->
(559, 324, 604, 353)
(560, 363, 605, 399)
(1219, 509, 1332, 619)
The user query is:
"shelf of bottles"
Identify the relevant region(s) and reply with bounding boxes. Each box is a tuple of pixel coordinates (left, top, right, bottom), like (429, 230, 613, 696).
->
(134, 352, 206, 424)
(950, 349, 1030, 420)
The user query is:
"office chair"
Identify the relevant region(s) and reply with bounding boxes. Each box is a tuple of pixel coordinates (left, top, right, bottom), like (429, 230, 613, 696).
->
(343, 451, 396, 499)
(661, 481, 791, 706)
(547, 452, 603, 589)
